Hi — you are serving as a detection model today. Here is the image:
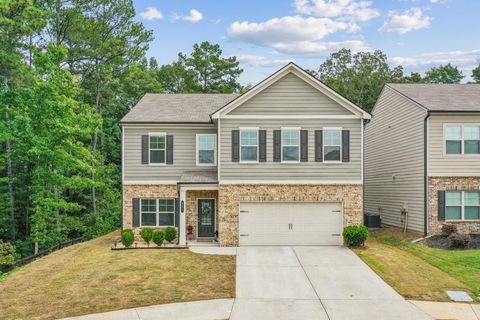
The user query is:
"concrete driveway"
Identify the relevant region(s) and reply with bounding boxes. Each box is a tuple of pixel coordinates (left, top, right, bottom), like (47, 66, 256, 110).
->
(231, 246, 432, 320)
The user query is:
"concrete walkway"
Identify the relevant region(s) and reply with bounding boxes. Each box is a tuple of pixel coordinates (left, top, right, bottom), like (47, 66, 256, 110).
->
(411, 300, 480, 320)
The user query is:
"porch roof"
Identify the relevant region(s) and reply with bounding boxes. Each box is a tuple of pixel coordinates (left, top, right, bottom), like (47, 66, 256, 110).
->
(178, 171, 218, 184)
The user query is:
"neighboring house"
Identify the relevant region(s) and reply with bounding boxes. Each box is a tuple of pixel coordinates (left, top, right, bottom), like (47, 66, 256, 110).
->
(120, 63, 371, 246)
(365, 84, 480, 235)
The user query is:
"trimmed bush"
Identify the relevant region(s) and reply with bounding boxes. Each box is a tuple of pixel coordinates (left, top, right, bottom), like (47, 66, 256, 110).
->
(121, 229, 135, 248)
(441, 224, 457, 236)
(448, 232, 470, 249)
(0, 241, 16, 267)
(164, 227, 177, 243)
(140, 228, 154, 246)
(152, 230, 165, 247)
(343, 225, 369, 247)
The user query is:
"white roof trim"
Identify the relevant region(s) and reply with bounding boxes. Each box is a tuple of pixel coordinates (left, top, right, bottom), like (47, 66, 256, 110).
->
(211, 62, 371, 120)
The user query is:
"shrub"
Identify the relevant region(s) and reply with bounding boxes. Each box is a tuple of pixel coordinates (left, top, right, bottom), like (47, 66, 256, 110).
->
(152, 230, 165, 247)
(0, 241, 16, 267)
(164, 227, 177, 243)
(448, 232, 470, 249)
(140, 228, 154, 245)
(441, 224, 457, 236)
(121, 229, 135, 248)
(343, 225, 369, 247)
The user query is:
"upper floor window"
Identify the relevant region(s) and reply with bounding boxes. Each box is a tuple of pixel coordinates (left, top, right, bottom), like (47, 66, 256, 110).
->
(323, 129, 342, 162)
(149, 134, 166, 164)
(240, 128, 258, 162)
(282, 128, 300, 162)
(446, 191, 480, 220)
(196, 134, 216, 166)
(141, 198, 175, 227)
(445, 124, 480, 155)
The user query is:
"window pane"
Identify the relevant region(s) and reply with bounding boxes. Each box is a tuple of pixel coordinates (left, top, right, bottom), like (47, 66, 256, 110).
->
(150, 136, 165, 149)
(241, 146, 257, 161)
(465, 192, 480, 205)
(464, 126, 480, 140)
(142, 212, 156, 226)
(465, 207, 480, 220)
(465, 140, 480, 154)
(159, 199, 174, 212)
(283, 146, 299, 161)
(446, 141, 461, 154)
(240, 131, 257, 146)
(446, 206, 461, 220)
(282, 131, 299, 145)
(324, 130, 341, 145)
(199, 135, 215, 150)
(199, 150, 215, 164)
(159, 212, 174, 226)
(445, 126, 461, 140)
(141, 199, 156, 212)
(150, 150, 165, 163)
(446, 192, 462, 206)
(324, 146, 341, 161)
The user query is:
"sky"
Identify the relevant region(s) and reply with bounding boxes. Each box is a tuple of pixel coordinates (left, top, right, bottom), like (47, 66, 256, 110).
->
(132, 0, 480, 85)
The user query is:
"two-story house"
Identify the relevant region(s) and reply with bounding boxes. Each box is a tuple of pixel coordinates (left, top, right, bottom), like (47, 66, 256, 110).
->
(121, 63, 371, 246)
(365, 84, 480, 235)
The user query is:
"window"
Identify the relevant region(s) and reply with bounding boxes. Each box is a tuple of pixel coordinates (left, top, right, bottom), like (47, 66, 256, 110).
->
(149, 134, 166, 164)
(446, 191, 480, 221)
(140, 199, 175, 227)
(323, 129, 342, 162)
(240, 129, 258, 162)
(197, 134, 216, 166)
(445, 124, 480, 155)
(282, 129, 300, 162)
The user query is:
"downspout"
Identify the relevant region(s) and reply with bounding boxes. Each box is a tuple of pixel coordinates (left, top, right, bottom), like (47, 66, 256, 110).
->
(423, 112, 431, 236)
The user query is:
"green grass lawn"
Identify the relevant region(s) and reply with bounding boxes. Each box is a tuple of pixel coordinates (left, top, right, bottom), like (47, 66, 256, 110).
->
(0, 231, 236, 320)
(354, 227, 480, 302)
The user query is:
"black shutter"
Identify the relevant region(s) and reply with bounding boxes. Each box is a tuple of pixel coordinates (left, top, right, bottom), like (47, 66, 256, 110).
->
(342, 130, 350, 162)
(132, 198, 140, 227)
(438, 191, 446, 221)
(300, 130, 308, 162)
(141, 135, 149, 164)
(166, 135, 174, 164)
(259, 130, 267, 162)
(174, 198, 180, 244)
(232, 130, 240, 162)
(315, 130, 323, 162)
(273, 130, 281, 162)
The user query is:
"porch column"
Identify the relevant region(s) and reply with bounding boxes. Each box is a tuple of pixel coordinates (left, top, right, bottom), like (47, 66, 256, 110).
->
(179, 188, 187, 246)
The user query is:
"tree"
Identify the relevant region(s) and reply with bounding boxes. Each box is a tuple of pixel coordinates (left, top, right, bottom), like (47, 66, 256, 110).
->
(157, 60, 197, 93)
(472, 65, 480, 83)
(424, 63, 464, 84)
(316, 49, 407, 112)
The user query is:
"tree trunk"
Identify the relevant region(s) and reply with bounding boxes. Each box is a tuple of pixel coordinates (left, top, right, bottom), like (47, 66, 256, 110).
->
(5, 107, 15, 242)
(91, 62, 101, 216)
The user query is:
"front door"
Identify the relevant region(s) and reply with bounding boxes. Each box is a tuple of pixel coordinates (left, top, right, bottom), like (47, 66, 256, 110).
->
(198, 199, 215, 237)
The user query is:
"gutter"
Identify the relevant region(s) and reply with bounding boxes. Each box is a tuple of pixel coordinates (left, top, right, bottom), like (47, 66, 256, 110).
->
(423, 111, 431, 236)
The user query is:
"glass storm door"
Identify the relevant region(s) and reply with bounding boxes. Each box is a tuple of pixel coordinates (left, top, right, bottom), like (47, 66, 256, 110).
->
(198, 199, 215, 237)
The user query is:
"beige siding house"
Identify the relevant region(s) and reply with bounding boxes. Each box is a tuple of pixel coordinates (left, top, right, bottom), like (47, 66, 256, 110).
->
(365, 84, 480, 234)
(121, 63, 370, 246)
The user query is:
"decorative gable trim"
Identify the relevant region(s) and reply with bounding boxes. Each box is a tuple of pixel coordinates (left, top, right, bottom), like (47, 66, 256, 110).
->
(210, 62, 371, 120)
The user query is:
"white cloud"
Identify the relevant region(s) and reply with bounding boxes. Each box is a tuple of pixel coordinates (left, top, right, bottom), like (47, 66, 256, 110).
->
(294, 0, 380, 21)
(139, 7, 163, 21)
(228, 15, 367, 57)
(234, 54, 294, 68)
(379, 8, 431, 34)
(173, 9, 203, 23)
(390, 49, 480, 68)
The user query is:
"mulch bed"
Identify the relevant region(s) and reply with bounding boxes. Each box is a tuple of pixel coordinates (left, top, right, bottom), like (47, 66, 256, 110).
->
(425, 234, 480, 250)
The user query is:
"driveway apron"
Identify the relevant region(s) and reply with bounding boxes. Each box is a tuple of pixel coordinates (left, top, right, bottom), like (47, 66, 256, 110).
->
(231, 246, 432, 320)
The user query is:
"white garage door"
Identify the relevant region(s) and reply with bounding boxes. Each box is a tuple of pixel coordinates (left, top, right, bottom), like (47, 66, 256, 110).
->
(239, 202, 343, 246)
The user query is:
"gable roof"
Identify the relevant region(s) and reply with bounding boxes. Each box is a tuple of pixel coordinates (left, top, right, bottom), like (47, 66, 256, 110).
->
(120, 93, 238, 124)
(211, 62, 371, 119)
(387, 84, 480, 112)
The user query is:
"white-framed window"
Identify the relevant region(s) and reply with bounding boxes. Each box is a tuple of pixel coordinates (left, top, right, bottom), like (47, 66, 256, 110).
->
(140, 198, 175, 227)
(196, 134, 216, 166)
(149, 133, 166, 164)
(446, 191, 480, 221)
(281, 128, 300, 162)
(445, 124, 480, 155)
(240, 128, 258, 162)
(323, 128, 342, 162)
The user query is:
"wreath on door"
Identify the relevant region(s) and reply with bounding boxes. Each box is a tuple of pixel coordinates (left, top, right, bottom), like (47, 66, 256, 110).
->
(201, 204, 212, 224)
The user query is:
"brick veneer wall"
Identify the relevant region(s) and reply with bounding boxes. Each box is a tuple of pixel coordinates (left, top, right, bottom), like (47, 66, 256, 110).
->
(217, 184, 363, 246)
(428, 177, 480, 234)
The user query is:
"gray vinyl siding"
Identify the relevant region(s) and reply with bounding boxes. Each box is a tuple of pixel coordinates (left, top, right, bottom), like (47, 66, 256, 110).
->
(123, 126, 217, 182)
(364, 86, 427, 232)
(219, 118, 362, 181)
(227, 73, 354, 116)
(428, 114, 480, 176)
